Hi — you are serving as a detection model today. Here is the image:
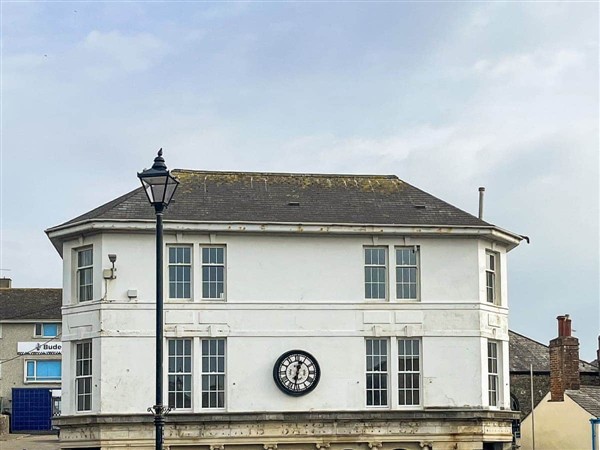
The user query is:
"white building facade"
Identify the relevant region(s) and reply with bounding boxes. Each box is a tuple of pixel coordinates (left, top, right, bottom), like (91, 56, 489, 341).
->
(47, 170, 523, 450)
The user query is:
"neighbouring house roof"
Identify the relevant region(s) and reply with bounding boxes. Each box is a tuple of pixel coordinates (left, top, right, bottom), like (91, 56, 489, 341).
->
(566, 386, 600, 417)
(509, 330, 598, 373)
(0, 288, 62, 321)
(52, 170, 495, 229)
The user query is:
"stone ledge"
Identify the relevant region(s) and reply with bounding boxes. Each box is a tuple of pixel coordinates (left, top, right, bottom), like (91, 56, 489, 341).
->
(54, 409, 519, 427)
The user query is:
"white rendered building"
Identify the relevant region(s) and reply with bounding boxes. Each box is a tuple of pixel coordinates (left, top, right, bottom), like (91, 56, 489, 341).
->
(46, 170, 524, 450)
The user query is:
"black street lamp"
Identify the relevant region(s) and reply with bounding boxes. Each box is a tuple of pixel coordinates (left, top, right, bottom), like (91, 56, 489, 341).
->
(138, 149, 179, 450)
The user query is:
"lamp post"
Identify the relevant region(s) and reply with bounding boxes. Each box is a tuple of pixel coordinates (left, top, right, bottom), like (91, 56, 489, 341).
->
(138, 149, 179, 450)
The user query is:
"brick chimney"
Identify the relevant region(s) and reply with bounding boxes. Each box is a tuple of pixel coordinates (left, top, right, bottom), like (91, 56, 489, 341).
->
(0, 278, 11, 289)
(549, 314, 580, 401)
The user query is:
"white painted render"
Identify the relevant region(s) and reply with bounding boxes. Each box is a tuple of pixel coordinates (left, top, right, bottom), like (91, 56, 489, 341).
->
(56, 229, 512, 416)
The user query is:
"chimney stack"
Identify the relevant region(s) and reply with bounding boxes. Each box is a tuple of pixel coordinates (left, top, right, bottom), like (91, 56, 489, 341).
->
(549, 314, 580, 401)
(0, 278, 11, 289)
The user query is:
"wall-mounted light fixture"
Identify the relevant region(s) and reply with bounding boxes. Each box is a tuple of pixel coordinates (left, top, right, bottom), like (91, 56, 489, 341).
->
(103, 254, 117, 279)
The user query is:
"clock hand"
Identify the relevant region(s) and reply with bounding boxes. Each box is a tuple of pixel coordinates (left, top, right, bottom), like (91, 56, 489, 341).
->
(293, 357, 303, 384)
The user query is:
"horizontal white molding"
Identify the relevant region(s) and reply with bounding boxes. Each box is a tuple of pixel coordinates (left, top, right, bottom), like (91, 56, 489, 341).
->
(61, 300, 508, 313)
(46, 219, 523, 252)
(61, 329, 508, 340)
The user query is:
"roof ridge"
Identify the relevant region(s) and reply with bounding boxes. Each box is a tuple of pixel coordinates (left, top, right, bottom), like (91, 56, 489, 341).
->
(510, 329, 549, 349)
(172, 169, 399, 179)
(0, 288, 62, 290)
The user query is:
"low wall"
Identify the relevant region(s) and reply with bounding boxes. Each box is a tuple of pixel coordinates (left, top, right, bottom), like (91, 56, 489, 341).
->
(0, 414, 9, 435)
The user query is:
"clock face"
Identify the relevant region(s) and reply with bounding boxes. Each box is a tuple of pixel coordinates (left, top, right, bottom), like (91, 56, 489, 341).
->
(273, 350, 320, 396)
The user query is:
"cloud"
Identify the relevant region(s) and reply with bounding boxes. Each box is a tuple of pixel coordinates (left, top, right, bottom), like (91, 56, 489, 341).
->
(195, 2, 250, 21)
(473, 49, 586, 86)
(81, 30, 169, 76)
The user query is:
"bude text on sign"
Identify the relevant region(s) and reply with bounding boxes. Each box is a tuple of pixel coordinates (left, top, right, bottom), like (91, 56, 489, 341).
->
(17, 341, 62, 355)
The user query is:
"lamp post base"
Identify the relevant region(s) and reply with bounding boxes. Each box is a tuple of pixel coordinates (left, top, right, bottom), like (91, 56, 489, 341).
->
(148, 405, 171, 450)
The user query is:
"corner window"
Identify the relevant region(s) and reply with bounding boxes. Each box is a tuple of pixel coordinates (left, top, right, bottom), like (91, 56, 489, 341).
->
(77, 248, 93, 302)
(168, 246, 192, 299)
(488, 340, 499, 407)
(201, 247, 225, 300)
(25, 360, 61, 382)
(398, 339, 421, 406)
(364, 247, 387, 299)
(395, 247, 419, 300)
(486, 251, 499, 303)
(75, 341, 92, 412)
(35, 323, 59, 338)
(366, 338, 388, 406)
(201, 338, 226, 408)
(168, 339, 192, 409)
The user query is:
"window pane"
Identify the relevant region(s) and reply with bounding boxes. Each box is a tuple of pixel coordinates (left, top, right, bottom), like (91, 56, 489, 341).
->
(201, 339, 226, 409)
(398, 339, 421, 406)
(366, 339, 388, 407)
(168, 247, 192, 299)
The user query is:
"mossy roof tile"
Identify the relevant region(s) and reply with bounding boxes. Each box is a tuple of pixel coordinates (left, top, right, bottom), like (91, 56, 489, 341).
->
(55, 170, 490, 228)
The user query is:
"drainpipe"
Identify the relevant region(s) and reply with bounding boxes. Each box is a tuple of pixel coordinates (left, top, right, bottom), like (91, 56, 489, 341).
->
(592, 418, 600, 450)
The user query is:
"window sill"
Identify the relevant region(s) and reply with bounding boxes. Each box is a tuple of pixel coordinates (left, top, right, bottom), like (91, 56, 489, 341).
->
(25, 380, 61, 384)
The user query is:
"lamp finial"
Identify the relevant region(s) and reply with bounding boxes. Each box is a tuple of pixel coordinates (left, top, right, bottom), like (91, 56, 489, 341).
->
(152, 149, 167, 171)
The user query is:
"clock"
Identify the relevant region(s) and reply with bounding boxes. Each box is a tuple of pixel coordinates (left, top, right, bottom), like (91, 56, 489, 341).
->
(273, 349, 321, 396)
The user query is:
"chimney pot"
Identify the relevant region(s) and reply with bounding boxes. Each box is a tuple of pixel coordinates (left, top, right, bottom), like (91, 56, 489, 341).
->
(557, 315, 566, 337)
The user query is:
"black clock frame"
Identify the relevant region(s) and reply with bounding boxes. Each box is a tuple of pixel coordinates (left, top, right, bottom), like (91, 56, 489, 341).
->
(272, 349, 321, 396)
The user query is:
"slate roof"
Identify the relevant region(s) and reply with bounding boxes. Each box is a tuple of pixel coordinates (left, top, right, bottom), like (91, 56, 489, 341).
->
(566, 386, 600, 417)
(51, 170, 496, 229)
(509, 330, 598, 373)
(0, 288, 62, 321)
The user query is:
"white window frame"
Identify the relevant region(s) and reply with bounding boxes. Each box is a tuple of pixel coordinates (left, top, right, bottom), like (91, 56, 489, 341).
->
(364, 247, 388, 300)
(24, 359, 62, 383)
(397, 338, 421, 406)
(34, 323, 60, 338)
(168, 338, 193, 410)
(200, 246, 226, 300)
(365, 338, 389, 407)
(76, 247, 93, 302)
(485, 251, 499, 304)
(395, 246, 420, 300)
(75, 341, 92, 412)
(168, 246, 193, 299)
(201, 338, 226, 409)
(487, 340, 500, 407)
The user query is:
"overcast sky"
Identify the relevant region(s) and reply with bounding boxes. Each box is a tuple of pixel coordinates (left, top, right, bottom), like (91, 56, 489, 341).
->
(1, 2, 598, 360)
